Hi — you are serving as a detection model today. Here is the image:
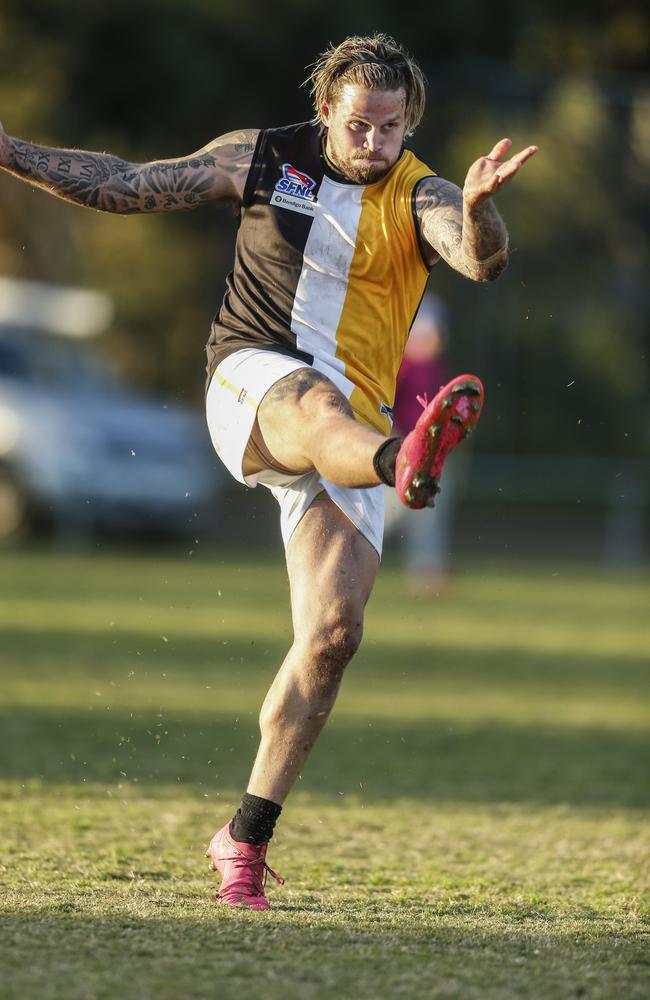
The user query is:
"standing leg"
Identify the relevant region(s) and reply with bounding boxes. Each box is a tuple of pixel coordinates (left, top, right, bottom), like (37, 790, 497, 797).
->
(247, 494, 379, 801)
(206, 495, 379, 908)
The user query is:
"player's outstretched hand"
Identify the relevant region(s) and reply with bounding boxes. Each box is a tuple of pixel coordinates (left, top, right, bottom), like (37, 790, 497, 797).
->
(463, 138, 537, 209)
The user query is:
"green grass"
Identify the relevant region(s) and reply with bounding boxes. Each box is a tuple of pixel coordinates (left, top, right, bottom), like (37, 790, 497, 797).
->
(0, 549, 648, 999)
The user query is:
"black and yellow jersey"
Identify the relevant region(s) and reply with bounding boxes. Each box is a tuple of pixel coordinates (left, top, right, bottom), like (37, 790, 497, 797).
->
(206, 121, 434, 434)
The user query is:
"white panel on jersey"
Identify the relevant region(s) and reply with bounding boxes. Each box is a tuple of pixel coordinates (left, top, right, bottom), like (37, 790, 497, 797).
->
(290, 176, 363, 399)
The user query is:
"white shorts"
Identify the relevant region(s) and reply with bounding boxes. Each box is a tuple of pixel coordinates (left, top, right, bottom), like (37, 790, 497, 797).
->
(205, 348, 385, 556)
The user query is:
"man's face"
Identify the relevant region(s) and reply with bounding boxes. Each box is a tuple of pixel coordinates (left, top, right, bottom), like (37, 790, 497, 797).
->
(321, 83, 408, 184)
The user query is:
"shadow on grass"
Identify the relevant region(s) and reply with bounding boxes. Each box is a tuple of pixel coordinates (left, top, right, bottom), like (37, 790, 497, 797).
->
(1, 704, 647, 808)
(1, 906, 648, 1000)
(4, 627, 649, 689)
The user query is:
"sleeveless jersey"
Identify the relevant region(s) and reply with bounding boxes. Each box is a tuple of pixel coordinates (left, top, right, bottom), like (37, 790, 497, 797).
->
(205, 121, 434, 434)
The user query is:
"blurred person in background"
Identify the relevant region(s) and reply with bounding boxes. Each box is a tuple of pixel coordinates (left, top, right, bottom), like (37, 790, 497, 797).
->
(386, 293, 457, 595)
(0, 32, 536, 910)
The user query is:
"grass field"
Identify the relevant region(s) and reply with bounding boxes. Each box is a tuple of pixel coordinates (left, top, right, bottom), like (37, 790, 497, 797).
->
(0, 548, 648, 999)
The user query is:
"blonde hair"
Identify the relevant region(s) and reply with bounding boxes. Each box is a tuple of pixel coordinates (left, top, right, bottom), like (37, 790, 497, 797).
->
(305, 33, 427, 137)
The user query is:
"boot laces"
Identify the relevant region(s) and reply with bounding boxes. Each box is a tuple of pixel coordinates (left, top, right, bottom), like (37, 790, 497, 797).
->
(416, 392, 429, 410)
(217, 847, 285, 900)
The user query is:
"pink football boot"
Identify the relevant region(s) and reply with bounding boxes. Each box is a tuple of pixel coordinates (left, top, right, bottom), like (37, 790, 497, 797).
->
(396, 374, 484, 509)
(205, 821, 284, 910)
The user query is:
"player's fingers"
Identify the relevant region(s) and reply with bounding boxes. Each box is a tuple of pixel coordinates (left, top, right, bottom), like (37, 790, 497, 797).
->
(485, 172, 503, 191)
(494, 146, 539, 184)
(496, 161, 521, 182)
(484, 163, 521, 194)
(487, 138, 512, 161)
(507, 145, 538, 168)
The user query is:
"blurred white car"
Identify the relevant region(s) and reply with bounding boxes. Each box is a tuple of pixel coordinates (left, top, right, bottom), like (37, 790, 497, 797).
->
(0, 325, 221, 541)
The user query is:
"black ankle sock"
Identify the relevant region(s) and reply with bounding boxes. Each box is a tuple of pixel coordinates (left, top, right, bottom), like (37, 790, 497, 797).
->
(373, 437, 403, 487)
(230, 792, 282, 845)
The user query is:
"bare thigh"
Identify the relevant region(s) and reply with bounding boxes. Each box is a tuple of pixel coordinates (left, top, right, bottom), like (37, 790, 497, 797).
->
(242, 368, 333, 477)
(243, 367, 381, 483)
(286, 492, 380, 645)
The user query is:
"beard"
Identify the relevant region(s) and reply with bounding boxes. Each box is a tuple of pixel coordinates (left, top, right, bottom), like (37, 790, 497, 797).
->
(343, 155, 392, 184)
(326, 139, 394, 184)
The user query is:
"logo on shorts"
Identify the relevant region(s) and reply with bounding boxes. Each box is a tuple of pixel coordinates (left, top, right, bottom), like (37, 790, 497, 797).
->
(237, 388, 248, 404)
(271, 163, 317, 217)
(380, 402, 394, 420)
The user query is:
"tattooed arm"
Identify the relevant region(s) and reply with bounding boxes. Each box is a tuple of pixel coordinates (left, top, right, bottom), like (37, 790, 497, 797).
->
(415, 137, 537, 282)
(0, 123, 259, 213)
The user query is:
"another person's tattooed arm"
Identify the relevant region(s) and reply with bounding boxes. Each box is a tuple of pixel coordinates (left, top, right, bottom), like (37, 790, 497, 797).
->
(0, 123, 259, 213)
(415, 137, 537, 282)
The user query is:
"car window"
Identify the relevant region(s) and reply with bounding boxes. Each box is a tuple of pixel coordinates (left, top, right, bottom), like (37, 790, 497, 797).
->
(0, 331, 122, 395)
(0, 339, 31, 379)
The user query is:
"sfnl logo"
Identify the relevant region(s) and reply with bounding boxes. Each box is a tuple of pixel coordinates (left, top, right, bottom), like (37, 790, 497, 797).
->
(276, 163, 316, 199)
(272, 163, 318, 216)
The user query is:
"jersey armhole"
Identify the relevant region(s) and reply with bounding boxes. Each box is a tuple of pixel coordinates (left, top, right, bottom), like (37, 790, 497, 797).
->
(242, 130, 268, 208)
(411, 174, 437, 273)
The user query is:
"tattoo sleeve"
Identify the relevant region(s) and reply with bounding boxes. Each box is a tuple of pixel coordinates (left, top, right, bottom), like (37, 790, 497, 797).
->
(415, 177, 509, 282)
(2, 129, 259, 214)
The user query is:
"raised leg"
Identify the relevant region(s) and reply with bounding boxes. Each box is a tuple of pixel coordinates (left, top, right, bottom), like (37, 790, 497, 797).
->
(244, 368, 390, 487)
